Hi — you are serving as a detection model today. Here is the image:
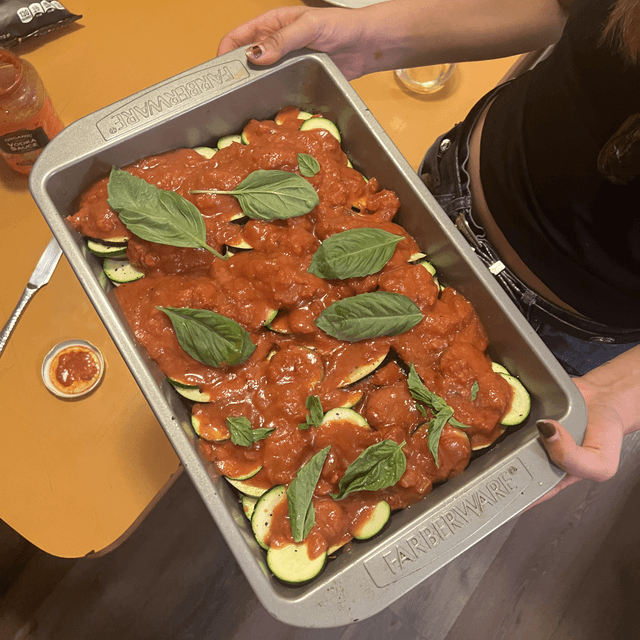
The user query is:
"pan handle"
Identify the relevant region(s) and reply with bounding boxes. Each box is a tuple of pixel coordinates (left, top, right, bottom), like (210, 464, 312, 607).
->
(30, 48, 304, 177)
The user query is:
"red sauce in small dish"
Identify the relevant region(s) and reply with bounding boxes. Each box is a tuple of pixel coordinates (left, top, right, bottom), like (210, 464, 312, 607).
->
(47, 344, 102, 396)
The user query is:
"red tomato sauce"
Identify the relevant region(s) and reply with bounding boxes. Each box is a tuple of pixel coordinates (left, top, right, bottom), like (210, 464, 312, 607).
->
(69, 106, 512, 559)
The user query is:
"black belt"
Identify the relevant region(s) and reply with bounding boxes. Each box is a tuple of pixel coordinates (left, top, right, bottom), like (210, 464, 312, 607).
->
(454, 212, 640, 344)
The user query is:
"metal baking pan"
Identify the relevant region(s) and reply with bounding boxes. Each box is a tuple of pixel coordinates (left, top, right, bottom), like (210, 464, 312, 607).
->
(29, 50, 586, 627)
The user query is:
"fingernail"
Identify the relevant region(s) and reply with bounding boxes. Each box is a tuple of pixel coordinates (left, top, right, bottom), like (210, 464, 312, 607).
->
(246, 44, 264, 60)
(537, 420, 558, 441)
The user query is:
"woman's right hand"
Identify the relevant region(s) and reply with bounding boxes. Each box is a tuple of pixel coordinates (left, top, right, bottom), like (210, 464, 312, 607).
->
(217, 6, 372, 81)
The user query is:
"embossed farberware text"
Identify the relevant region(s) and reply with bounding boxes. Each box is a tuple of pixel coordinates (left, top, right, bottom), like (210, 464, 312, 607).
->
(364, 458, 533, 587)
(97, 62, 250, 140)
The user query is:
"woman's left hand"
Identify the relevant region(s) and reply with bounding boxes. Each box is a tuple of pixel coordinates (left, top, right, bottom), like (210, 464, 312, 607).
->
(532, 345, 640, 506)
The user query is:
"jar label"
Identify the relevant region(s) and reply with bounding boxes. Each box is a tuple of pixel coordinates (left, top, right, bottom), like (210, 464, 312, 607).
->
(0, 127, 50, 154)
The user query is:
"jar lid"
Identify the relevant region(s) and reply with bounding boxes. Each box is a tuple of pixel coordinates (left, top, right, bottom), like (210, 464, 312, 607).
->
(42, 340, 105, 399)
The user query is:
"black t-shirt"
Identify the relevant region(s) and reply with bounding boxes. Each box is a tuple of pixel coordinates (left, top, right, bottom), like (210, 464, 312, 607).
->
(480, 0, 640, 327)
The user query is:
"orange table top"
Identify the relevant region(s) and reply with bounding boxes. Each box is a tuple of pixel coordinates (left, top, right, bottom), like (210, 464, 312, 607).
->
(0, 0, 520, 558)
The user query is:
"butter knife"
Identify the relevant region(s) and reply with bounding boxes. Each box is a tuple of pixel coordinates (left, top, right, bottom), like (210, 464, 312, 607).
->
(0, 237, 63, 358)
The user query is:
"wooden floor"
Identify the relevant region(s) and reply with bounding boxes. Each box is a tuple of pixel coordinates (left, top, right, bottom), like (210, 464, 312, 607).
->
(1, 430, 639, 640)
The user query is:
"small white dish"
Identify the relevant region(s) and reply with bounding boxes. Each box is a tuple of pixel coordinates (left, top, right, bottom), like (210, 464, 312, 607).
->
(42, 340, 105, 398)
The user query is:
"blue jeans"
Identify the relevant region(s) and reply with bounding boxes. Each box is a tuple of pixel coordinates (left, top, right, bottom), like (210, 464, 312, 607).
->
(418, 85, 640, 376)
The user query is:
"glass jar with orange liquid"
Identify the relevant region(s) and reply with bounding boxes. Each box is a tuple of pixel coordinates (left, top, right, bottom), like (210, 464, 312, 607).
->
(0, 48, 64, 175)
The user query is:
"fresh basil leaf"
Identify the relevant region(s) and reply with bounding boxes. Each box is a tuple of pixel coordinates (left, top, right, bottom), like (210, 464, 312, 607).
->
(315, 291, 423, 342)
(448, 417, 469, 430)
(226, 416, 253, 447)
(299, 395, 324, 430)
(407, 364, 449, 413)
(251, 428, 276, 442)
(158, 306, 255, 368)
(297, 153, 320, 177)
(287, 446, 331, 542)
(471, 380, 479, 401)
(307, 395, 324, 425)
(308, 228, 403, 280)
(331, 440, 406, 500)
(426, 409, 453, 467)
(106, 168, 224, 259)
(226, 417, 274, 447)
(190, 169, 319, 221)
(407, 364, 470, 467)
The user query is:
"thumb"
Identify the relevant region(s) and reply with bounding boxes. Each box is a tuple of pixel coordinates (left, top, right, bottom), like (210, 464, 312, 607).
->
(246, 18, 317, 66)
(536, 418, 621, 483)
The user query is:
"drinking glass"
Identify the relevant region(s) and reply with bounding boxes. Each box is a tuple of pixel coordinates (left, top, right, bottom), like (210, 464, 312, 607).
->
(394, 64, 457, 94)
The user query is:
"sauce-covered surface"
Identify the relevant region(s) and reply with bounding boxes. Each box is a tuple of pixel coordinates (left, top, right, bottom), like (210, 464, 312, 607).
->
(42, 340, 104, 398)
(69, 106, 512, 563)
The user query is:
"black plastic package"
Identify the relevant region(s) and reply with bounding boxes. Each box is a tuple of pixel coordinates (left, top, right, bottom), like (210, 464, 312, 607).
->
(0, 1, 81, 47)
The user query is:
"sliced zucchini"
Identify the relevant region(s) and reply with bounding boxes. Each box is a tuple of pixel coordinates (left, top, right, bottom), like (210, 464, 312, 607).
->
(242, 495, 259, 520)
(500, 374, 531, 426)
(240, 127, 252, 145)
(226, 476, 268, 498)
(191, 413, 229, 442)
(418, 260, 437, 278)
(267, 542, 327, 585)
(193, 146, 217, 159)
(251, 485, 287, 550)
(327, 539, 349, 555)
(491, 361, 510, 375)
(353, 501, 391, 540)
(87, 235, 128, 246)
(215, 459, 262, 481)
(263, 308, 278, 326)
(87, 239, 127, 258)
(297, 110, 313, 121)
(300, 117, 341, 142)
(339, 350, 388, 387)
(103, 259, 145, 284)
(225, 236, 253, 250)
(266, 313, 292, 334)
(338, 389, 365, 409)
(217, 134, 242, 149)
(168, 378, 212, 403)
(320, 407, 371, 430)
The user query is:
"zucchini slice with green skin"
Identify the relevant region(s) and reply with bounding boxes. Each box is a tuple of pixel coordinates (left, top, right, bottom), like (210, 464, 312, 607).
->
(191, 413, 229, 442)
(217, 134, 242, 149)
(240, 127, 252, 145)
(215, 459, 262, 481)
(489, 362, 531, 426)
(320, 407, 371, 430)
(499, 373, 531, 426)
(225, 236, 253, 250)
(267, 543, 327, 585)
(491, 361, 510, 375)
(338, 389, 364, 409)
(87, 235, 128, 246)
(251, 485, 287, 550)
(299, 117, 341, 142)
(169, 378, 212, 403)
(103, 259, 145, 284)
(353, 501, 391, 540)
(242, 495, 258, 520)
(226, 476, 268, 498)
(87, 239, 128, 258)
(193, 146, 217, 159)
(275, 110, 313, 125)
(338, 350, 388, 387)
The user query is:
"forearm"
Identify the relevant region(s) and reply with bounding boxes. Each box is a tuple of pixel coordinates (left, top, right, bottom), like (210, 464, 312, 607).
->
(355, 0, 570, 75)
